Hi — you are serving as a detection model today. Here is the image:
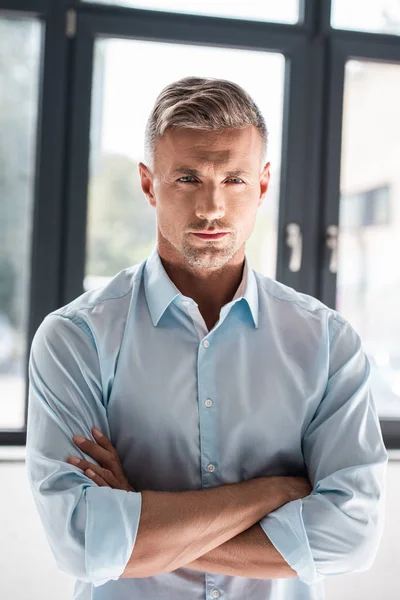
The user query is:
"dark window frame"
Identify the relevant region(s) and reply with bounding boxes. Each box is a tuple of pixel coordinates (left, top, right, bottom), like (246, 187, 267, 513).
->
(320, 32, 400, 449)
(1, 0, 399, 448)
(0, 0, 70, 445)
(61, 4, 323, 303)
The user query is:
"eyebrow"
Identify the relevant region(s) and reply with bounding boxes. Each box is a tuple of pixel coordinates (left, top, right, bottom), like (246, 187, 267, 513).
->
(172, 168, 250, 177)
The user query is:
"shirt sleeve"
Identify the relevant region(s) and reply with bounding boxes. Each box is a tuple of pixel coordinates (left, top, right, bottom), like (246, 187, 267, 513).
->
(26, 312, 143, 587)
(258, 316, 388, 585)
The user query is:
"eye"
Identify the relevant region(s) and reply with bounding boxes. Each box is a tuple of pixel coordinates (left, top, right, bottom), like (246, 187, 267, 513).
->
(227, 178, 244, 184)
(177, 176, 198, 184)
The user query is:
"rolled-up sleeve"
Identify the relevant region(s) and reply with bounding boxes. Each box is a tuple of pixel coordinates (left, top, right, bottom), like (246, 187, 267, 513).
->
(259, 317, 388, 585)
(26, 312, 142, 587)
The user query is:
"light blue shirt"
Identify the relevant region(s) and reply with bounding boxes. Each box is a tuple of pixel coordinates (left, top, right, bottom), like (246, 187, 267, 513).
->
(26, 244, 388, 600)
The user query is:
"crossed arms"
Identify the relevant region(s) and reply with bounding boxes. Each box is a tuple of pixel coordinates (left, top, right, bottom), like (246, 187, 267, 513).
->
(120, 475, 311, 579)
(26, 312, 388, 587)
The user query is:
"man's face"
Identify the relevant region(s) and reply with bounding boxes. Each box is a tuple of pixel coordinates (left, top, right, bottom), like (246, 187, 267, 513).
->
(139, 125, 270, 270)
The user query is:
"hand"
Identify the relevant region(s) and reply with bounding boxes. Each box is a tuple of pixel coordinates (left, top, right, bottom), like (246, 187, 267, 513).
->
(67, 428, 136, 492)
(283, 476, 312, 502)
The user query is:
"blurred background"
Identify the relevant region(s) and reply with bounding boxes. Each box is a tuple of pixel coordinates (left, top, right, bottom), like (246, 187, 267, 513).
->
(1, 0, 400, 598)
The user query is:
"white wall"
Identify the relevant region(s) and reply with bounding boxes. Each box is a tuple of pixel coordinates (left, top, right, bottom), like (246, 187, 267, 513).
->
(1, 457, 399, 599)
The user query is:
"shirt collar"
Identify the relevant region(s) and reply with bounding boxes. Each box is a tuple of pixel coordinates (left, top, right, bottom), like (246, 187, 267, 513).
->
(143, 244, 259, 329)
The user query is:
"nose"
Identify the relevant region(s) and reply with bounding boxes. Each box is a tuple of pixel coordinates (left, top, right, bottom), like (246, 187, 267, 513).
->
(194, 185, 225, 221)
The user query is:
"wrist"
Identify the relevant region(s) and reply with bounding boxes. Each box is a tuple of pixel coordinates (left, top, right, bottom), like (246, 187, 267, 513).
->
(269, 476, 292, 506)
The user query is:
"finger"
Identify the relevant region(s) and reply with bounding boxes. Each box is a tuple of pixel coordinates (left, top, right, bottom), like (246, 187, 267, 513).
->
(86, 465, 125, 490)
(85, 468, 109, 487)
(67, 457, 116, 487)
(92, 428, 119, 457)
(72, 435, 117, 471)
(67, 456, 101, 473)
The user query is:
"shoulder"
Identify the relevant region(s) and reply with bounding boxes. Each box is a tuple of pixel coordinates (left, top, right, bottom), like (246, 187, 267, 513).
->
(254, 271, 347, 342)
(58, 262, 143, 315)
(35, 261, 145, 343)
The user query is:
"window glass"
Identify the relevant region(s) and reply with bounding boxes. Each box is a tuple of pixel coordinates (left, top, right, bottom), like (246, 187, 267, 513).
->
(80, 0, 300, 24)
(337, 60, 400, 418)
(332, 0, 400, 35)
(0, 16, 42, 429)
(84, 39, 285, 291)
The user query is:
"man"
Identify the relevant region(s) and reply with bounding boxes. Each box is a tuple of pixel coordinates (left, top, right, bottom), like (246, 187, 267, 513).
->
(26, 77, 387, 600)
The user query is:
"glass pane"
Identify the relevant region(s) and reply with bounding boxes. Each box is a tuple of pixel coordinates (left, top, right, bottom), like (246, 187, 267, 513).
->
(80, 0, 299, 24)
(85, 39, 285, 291)
(0, 16, 42, 429)
(337, 60, 400, 418)
(332, 0, 400, 35)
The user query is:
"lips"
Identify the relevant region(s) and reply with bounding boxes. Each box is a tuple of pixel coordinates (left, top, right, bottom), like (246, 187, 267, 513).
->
(192, 232, 228, 240)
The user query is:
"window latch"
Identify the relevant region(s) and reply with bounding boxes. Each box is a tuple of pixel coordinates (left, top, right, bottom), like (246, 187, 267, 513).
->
(285, 223, 302, 272)
(66, 9, 77, 38)
(326, 225, 339, 274)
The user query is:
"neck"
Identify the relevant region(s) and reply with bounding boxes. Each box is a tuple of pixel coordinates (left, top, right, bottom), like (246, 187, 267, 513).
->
(157, 241, 246, 318)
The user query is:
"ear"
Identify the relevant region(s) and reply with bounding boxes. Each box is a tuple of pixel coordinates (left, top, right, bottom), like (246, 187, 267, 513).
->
(258, 162, 271, 206)
(138, 162, 156, 207)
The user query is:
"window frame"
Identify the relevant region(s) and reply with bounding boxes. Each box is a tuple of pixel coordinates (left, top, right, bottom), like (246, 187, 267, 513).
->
(61, 4, 323, 303)
(1, 0, 400, 449)
(0, 0, 70, 445)
(1, 0, 48, 11)
(320, 32, 400, 449)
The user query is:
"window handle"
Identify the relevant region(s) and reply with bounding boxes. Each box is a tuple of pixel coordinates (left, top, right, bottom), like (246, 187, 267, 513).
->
(285, 223, 302, 272)
(326, 225, 339, 274)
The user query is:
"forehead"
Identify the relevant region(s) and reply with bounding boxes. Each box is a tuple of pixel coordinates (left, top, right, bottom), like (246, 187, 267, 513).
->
(154, 126, 263, 169)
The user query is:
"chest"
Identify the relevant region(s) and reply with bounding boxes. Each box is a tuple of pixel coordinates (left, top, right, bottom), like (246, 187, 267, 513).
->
(106, 318, 323, 491)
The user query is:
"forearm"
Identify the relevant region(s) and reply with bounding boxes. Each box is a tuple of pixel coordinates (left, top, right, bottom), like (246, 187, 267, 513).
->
(120, 476, 298, 578)
(183, 523, 297, 579)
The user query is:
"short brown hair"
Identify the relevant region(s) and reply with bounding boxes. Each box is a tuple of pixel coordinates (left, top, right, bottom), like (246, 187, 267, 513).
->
(144, 76, 268, 168)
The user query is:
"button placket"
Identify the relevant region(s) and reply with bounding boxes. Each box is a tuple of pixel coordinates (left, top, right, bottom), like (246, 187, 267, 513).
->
(198, 331, 219, 491)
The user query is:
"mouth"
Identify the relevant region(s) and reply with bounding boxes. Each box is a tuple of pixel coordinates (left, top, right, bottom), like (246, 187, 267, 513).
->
(191, 232, 229, 240)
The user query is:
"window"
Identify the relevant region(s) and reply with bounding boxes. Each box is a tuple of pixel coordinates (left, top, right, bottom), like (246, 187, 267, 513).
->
(85, 39, 285, 290)
(340, 186, 391, 229)
(0, 15, 42, 430)
(332, 0, 400, 35)
(2, 0, 400, 448)
(337, 60, 400, 419)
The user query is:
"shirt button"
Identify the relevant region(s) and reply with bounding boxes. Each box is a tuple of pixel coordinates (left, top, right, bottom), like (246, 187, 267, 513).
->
(211, 590, 220, 598)
(203, 340, 210, 348)
(205, 399, 213, 407)
(207, 464, 216, 473)
(182, 300, 190, 306)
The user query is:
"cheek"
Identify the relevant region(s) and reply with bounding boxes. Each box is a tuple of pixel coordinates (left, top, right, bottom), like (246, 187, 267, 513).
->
(157, 191, 189, 226)
(234, 198, 260, 235)
(233, 193, 258, 219)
